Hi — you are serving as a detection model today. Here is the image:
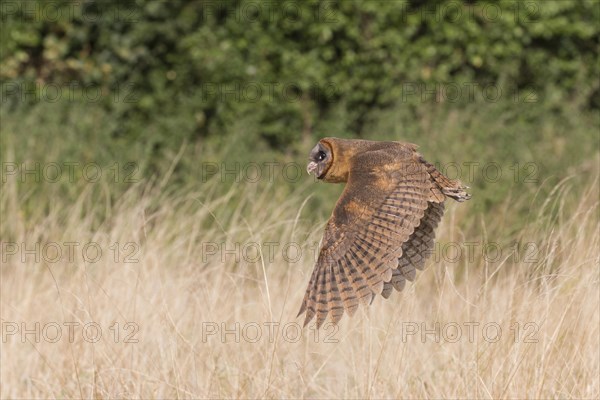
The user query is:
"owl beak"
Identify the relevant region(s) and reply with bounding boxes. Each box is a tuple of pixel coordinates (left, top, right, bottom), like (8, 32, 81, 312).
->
(306, 161, 318, 176)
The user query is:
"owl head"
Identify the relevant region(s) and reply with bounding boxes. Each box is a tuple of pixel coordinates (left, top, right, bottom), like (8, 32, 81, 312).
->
(306, 138, 368, 183)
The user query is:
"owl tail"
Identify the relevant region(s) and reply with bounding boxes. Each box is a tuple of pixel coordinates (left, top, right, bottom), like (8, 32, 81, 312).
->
(442, 185, 471, 202)
(419, 156, 472, 202)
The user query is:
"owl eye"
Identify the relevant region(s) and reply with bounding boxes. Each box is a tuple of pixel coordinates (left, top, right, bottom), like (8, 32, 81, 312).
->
(317, 151, 327, 161)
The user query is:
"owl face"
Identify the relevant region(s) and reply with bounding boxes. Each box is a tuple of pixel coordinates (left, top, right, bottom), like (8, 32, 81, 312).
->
(306, 141, 333, 179)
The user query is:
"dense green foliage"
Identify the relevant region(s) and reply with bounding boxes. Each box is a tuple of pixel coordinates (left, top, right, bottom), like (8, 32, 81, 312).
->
(2, 0, 599, 149)
(1, 0, 599, 232)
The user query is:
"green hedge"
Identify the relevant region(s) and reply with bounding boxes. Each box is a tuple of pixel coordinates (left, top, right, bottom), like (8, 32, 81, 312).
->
(1, 0, 598, 149)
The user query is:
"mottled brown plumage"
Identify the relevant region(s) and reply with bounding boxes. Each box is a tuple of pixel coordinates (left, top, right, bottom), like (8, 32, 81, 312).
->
(299, 138, 470, 328)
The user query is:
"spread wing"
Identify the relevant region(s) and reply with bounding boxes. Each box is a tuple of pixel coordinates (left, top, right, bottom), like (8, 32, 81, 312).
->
(381, 201, 445, 298)
(297, 149, 432, 328)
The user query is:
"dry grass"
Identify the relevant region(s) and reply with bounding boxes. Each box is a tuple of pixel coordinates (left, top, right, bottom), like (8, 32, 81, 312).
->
(1, 165, 599, 399)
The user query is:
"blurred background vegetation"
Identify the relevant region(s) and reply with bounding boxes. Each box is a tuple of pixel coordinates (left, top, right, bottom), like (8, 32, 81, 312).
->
(1, 0, 599, 234)
(2, 3, 599, 396)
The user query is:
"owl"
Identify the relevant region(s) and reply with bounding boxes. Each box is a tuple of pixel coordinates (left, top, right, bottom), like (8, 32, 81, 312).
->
(298, 137, 471, 328)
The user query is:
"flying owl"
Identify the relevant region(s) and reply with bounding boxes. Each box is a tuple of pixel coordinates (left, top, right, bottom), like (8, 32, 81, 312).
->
(298, 137, 471, 328)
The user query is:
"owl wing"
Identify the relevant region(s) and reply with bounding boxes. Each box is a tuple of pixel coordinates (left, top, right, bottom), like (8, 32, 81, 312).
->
(297, 149, 432, 328)
(381, 201, 445, 298)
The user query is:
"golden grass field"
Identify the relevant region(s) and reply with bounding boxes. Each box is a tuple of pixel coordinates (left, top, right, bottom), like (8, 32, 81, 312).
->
(1, 159, 599, 399)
